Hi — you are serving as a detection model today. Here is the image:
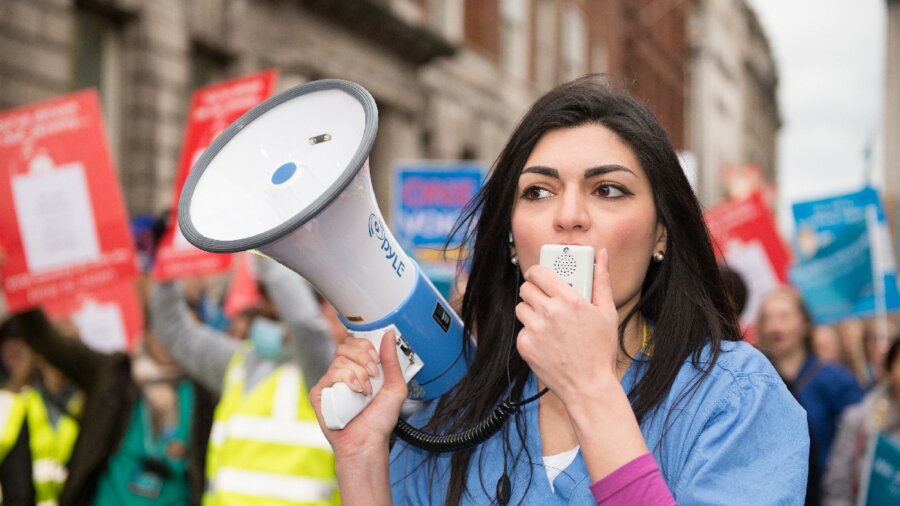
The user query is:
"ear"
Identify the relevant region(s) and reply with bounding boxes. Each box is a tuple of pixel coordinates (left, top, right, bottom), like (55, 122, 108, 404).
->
(654, 224, 668, 254)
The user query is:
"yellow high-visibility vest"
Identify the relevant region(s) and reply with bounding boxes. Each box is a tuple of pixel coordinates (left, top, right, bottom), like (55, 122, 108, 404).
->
(204, 349, 338, 506)
(23, 388, 81, 506)
(0, 389, 27, 462)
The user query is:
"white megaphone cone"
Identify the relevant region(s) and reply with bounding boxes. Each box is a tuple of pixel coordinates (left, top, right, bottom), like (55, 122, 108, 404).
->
(178, 80, 468, 429)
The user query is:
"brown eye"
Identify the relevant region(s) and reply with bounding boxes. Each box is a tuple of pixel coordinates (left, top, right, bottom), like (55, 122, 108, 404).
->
(520, 186, 552, 200)
(596, 184, 628, 199)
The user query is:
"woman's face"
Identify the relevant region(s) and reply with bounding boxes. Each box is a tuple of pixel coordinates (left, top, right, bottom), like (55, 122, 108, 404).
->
(812, 325, 843, 363)
(758, 292, 809, 358)
(511, 123, 665, 314)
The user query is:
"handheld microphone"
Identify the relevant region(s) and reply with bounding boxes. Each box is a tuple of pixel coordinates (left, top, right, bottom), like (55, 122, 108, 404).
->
(539, 244, 595, 300)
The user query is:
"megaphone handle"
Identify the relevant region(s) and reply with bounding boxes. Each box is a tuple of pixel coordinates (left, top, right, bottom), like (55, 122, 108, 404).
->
(321, 326, 423, 430)
(321, 371, 381, 430)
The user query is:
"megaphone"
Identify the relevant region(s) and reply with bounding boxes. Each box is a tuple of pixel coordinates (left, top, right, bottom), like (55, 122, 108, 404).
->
(177, 79, 468, 430)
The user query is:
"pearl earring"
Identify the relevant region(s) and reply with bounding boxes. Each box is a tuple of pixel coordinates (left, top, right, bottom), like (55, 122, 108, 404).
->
(653, 251, 665, 262)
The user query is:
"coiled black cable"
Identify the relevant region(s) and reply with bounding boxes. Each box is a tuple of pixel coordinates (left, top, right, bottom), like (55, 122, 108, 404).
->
(393, 267, 542, 454)
(392, 387, 549, 453)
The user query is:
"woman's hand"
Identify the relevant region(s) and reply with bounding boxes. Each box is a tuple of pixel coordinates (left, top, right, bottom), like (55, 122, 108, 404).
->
(516, 249, 649, 480)
(515, 248, 620, 403)
(310, 330, 408, 461)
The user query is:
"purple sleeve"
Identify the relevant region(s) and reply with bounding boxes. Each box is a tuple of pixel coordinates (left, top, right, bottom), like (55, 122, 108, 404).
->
(589, 453, 676, 505)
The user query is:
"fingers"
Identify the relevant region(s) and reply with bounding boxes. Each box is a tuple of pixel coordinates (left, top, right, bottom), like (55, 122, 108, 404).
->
(335, 338, 380, 376)
(591, 248, 614, 309)
(522, 265, 562, 296)
(378, 330, 407, 398)
(520, 265, 585, 312)
(329, 336, 381, 396)
(329, 356, 374, 396)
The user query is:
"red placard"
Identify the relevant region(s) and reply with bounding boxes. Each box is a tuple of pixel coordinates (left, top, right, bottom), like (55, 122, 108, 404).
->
(223, 252, 262, 318)
(43, 278, 144, 352)
(0, 89, 138, 311)
(152, 69, 278, 280)
(705, 191, 792, 342)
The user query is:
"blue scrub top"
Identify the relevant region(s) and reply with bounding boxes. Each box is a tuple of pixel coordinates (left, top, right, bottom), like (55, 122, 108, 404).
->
(389, 341, 809, 505)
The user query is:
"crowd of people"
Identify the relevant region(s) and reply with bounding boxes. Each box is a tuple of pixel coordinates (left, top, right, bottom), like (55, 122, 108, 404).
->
(0, 250, 345, 505)
(0, 75, 897, 505)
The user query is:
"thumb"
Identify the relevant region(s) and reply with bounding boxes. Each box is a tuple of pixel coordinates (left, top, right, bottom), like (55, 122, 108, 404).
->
(591, 248, 614, 308)
(378, 330, 407, 395)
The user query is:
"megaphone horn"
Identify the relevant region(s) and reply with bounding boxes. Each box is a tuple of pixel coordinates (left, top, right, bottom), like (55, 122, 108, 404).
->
(178, 79, 468, 430)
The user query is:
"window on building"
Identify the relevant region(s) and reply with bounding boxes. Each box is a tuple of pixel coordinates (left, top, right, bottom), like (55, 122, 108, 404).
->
(562, 6, 587, 80)
(501, 0, 528, 80)
(72, 8, 124, 163)
(190, 42, 231, 90)
(535, 0, 557, 86)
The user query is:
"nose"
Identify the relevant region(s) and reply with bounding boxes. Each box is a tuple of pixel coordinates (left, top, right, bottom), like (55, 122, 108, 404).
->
(553, 190, 590, 231)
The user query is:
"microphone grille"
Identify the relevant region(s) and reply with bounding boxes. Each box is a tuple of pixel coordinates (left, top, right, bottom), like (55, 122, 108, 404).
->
(553, 252, 577, 277)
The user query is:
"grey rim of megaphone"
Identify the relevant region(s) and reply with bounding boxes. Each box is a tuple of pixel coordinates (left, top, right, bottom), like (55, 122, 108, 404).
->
(177, 79, 379, 253)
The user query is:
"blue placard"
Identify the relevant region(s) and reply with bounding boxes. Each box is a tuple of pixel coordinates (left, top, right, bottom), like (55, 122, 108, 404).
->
(392, 162, 485, 297)
(862, 433, 900, 505)
(790, 187, 900, 324)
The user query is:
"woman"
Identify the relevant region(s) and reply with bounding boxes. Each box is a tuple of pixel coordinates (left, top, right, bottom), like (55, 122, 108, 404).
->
(312, 76, 809, 504)
(757, 286, 865, 503)
(824, 337, 900, 504)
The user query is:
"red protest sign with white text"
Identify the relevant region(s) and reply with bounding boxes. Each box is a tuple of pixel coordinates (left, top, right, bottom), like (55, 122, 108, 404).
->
(0, 89, 138, 312)
(43, 278, 144, 352)
(152, 69, 278, 281)
(705, 191, 791, 343)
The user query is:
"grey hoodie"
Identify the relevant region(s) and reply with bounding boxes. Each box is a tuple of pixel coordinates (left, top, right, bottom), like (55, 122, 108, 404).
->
(149, 257, 334, 394)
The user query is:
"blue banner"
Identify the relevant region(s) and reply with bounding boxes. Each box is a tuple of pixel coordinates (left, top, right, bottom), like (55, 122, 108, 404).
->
(392, 162, 485, 297)
(862, 433, 900, 505)
(790, 187, 900, 324)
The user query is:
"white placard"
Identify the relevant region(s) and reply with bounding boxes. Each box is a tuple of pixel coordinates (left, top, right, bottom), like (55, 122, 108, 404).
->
(71, 299, 127, 352)
(12, 162, 101, 273)
(726, 238, 780, 326)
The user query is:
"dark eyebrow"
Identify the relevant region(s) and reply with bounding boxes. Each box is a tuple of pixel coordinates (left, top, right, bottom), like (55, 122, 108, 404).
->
(521, 164, 637, 179)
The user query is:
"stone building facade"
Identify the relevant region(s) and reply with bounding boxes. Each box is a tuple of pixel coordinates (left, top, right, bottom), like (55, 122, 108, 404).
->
(688, 0, 779, 207)
(886, 0, 900, 229)
(0, 0, 703, 219)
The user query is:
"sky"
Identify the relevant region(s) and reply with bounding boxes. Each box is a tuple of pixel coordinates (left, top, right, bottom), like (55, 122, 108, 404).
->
(746, 0, 887, 232)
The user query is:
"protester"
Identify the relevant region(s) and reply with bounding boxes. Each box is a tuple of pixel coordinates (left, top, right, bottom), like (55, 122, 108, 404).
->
(758, 286, 866, 505)
(311, 75, 808, 504)
(0, 313, 85, 506)
(150, 255, 339, 505)
(812, 324, 844, 365)
(836, 318, 877, 387)
(824, 336, 900, 504)
(3, 307, 215, 506)
(718, 263, 749, 318)
(0, 318, 33, 506)
(21, 348, 82, 505)
(0, 319, 33, 392)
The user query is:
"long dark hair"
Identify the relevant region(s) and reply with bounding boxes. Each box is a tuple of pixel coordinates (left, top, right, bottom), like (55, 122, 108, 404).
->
(428, 76, 741, 504)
